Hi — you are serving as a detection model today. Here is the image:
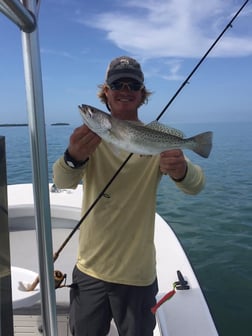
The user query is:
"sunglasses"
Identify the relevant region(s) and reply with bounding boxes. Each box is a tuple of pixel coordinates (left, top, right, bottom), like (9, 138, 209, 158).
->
(108, 81, 144, 91)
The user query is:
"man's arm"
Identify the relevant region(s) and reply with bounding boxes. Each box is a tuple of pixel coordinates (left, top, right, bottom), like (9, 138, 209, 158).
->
(53, 124, 101, 189)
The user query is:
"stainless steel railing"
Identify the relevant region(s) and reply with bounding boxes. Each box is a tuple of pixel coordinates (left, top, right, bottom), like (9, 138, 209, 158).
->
(0, 1, 58, 335)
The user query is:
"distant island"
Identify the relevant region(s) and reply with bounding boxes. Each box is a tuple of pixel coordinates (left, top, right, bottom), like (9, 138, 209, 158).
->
(0, 122, 70, 127)
(0, 123, 28, 127)
(51, 123, 70, 126)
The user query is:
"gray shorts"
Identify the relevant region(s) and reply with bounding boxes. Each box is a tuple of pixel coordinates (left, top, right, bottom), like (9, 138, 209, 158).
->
(69, 266, 158, 336)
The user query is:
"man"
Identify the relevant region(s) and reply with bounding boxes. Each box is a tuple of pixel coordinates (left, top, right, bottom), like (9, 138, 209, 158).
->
(53, 56, 205, 336)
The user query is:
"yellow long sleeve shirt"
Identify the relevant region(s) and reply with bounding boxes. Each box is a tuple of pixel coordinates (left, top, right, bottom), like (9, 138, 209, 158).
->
(53, 141, 205, 286)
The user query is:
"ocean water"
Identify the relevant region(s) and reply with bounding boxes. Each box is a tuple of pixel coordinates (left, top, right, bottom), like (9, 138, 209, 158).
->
(1, 122, 252, 335)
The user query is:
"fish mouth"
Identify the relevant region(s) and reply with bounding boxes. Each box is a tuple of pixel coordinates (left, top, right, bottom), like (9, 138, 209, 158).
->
(79, 105, 92, 120)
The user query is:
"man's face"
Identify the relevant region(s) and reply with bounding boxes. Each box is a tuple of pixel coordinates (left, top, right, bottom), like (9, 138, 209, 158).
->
(104, 78, 144, 120)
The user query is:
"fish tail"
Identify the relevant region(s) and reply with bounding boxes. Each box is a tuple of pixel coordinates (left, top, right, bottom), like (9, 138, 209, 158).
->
(190, 131, 213, 158)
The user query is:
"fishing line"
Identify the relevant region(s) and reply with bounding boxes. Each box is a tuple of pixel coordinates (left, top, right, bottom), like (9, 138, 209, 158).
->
(26, 0, 250, 291)
(156, 0, 250, 122)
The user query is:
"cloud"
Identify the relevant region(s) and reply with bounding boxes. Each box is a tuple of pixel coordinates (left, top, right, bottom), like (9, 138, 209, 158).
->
(77, 0, 252, 59)
(145, 59, 185, 81)
(162, 60, 185, 81)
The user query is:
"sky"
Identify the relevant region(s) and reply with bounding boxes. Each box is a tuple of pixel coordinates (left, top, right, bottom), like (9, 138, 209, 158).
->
(0, 0, 252, 125)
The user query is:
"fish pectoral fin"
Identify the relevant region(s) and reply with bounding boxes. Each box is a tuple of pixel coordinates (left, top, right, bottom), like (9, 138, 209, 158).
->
(108, 128, 120, 139)
(146, 121, 185, 138)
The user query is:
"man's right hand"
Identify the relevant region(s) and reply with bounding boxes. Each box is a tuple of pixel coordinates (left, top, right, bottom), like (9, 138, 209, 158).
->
(67, 124, 101, 162)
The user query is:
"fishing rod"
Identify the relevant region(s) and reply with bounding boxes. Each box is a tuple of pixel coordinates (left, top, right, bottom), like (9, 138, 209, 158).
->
(24, 0, 249, 291)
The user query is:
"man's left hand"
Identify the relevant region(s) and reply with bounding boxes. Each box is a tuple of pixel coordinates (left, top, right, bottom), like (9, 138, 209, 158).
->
(160, 149, 187, 181)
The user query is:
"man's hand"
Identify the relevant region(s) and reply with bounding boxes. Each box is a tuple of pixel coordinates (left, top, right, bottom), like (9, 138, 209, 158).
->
(160, 149, 188, 181)
(67, 125, 101, 161)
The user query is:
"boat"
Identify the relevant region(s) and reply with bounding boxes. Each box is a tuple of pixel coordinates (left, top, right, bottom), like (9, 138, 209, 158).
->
(0, 0, 217, 334)
(8, 183, 218, 336)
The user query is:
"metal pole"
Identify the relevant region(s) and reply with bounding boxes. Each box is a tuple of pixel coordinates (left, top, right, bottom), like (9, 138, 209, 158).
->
(0, 136, 14, 336)
(20, 0, 58, 335)
(0, 0, 36, 32)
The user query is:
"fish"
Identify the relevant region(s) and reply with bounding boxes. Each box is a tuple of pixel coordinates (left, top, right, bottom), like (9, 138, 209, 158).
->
(78, 104, 213, 158)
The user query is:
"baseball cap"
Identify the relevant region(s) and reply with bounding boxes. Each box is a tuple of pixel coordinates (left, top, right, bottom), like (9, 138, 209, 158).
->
(105, 56, 144, 85)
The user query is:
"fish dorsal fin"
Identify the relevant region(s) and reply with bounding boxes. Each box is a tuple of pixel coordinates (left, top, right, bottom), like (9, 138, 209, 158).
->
(146, 121, 185, 138)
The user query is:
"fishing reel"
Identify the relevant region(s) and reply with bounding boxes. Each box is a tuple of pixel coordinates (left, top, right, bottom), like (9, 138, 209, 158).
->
(54, 270, 77, 290)
(54, 270, 67, 289)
